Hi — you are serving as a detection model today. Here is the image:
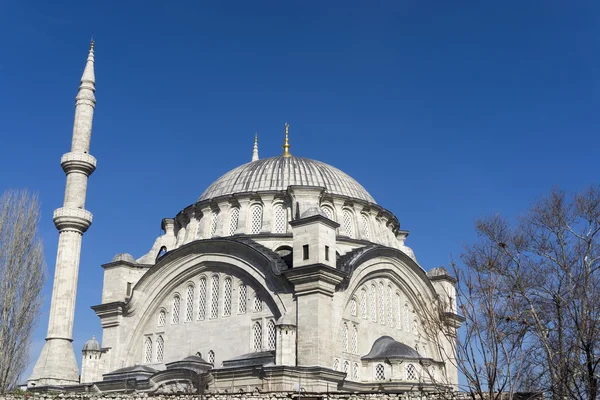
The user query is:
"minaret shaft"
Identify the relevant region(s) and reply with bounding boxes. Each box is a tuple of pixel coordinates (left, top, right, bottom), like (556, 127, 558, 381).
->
(29, 42, 97, 388)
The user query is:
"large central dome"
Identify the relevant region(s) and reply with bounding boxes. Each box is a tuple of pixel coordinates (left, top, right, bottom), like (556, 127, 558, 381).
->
(199, 155, 376, 203)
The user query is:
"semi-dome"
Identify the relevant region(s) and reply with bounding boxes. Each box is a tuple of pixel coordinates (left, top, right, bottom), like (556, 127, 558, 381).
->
(199, 155, 376, 203)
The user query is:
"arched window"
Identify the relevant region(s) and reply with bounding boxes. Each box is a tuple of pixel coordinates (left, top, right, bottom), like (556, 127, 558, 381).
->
(342, 322, 348, 352)
(267, 320, 276, 350)
(210, 275, 219, 319)
(396, 293, 402, 329)
(343, 361, 349, 373)
(352, 363, 359, 380)
(413, 318, 418, 336)
(351, 324, 358, 354)
(361, 214, 370, 239)
(321, 206, 334, 221)
(360, 288, 367, 319)
(253, 321, 262, 351)
(342, 209, 354, 238)
(198, 277, 207, 320)
(208, 350, 215, 365)
(350, 297, 357, 316)
(144, 337, 153, 364)
(223, 277, 232, 316)
(404, 302, 410, 332)
(375, 364, 385, 381)
(229, 207, 240, 236)
(370, 284, 377, 322)
(253, 293, 262, 312)
(250, 204, 263, 234)
(387, 285, 393, 327)
(157, 309, 166, 327)
(210, 210, 219, 237)
(185, 285, 194, 322)
(273, 204, 287, 233)
(156, 335, 164, 362)
(378, 282, 385, 325)
(406, 364, 417, 381)
(333, 358, 340, 371)
(238, 284, 247, 314)
(172, 295, 181, 324)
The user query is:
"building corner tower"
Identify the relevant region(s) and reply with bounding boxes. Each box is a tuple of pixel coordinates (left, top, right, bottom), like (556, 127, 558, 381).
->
(28, 41, 97, 388)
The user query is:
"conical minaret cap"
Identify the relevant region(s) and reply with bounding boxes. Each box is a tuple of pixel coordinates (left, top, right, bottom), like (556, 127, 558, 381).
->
(252, 133, 259, 161)
(80, 39, 95, 84)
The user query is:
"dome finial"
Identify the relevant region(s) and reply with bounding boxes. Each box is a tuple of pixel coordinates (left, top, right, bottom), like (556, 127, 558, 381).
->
(252, 132, 259, 161)
(282, 123, 291, 157)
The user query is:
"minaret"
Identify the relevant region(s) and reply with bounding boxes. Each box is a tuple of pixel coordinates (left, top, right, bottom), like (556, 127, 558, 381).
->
(252, 132, 259, 161)
(29, 41, 97, 387)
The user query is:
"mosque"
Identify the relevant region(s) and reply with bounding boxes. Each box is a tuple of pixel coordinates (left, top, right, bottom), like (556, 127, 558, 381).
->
(27, 42, 463, 394)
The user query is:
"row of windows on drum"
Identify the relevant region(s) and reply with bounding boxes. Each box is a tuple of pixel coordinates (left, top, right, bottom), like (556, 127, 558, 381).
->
(157, 277, 263, 326)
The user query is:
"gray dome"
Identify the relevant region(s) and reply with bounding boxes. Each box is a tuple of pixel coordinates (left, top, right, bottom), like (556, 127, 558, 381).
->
(83, 336, 101, 352)
(300, 207, 328, 219)
(111, 253, 136, 263)
(361, 336, 421, 360)
(199, 155, 375, 203)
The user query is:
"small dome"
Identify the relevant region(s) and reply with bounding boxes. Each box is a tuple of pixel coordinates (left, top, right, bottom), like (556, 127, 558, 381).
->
(276, 313, 296, 326)
(83, 336, 101, 352)
(361, 336, 421, 360)
(300, 207, 328, 219)
(111, 253, 136, 263)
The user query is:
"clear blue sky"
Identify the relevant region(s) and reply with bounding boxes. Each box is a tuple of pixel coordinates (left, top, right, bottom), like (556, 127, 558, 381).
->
(0, 1, 597, 380)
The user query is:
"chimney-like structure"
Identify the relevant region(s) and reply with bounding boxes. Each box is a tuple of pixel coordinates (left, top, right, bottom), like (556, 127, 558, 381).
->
(29, 41, 97, 387)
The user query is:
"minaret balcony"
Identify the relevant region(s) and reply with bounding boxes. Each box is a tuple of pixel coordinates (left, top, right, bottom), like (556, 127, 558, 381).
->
(53, 207, 93, 232)
(61, 152, 97, 175)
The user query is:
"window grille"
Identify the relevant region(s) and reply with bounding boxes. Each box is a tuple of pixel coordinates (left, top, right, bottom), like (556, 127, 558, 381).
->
(333, 358, 339, 371)
(406, 364, 417, 381)
(156, 335, 164, 362)
(253, 321, 262, 351)
(198, 277, 207, 320)
(157, 310, 166, 327)
(250, 204, 262, 234)
(396, 293, 401, 329)
(229, 207, 240, 236)
(238, 284, 247, 314)
(210, 275, 219, 319)
(267, 320, 276, 350)
(413, 318, 418, 336)
(343, 361, 349, 373)
(350, 297, 357, 316)
(208, 350, 215, 364)
(321, 206, 334, 221)
(342, 323, 348, 352)
(387, 285, 393, 327)
(223, 277, 232, 316)
(144, 337, 153, 364)
(378, 282, 385, 325)
(351, 325, 358, 354)
(253, 294, 262, 312)
(370, 284, 377, 322)
(404, 302, 410, 332)
(361, 289, 367, 319)
(352, 363, 359, 380)
(361, 214, 370, 239)
(273, 204, 286, 233)
(210, 210, 219, 237)
(172, 295, 180, 324)
(375, 364, 385, 381)
(342, 209, 354, 238)
(185, 285, 194, 322)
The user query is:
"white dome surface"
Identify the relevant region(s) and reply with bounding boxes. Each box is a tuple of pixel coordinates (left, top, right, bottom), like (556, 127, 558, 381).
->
(199, 155, 376, 203)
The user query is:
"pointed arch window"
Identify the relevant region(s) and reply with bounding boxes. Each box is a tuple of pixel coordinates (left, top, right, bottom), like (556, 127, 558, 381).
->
(253, 321, 262, 351)
(250, 204, 263, 234)
(404, 302, 410, 332)
(223, 277, 232, 316)
(229, 207, 240, 236)
(172, 295, 181, 324)
(350, 297, 357, 316)
(321, 206, 334, 221)
(342, 322, 349, 352)
(387, 285, 393, 327)
(198, 277, 207, 320)
(333, 358, 340, 371)
(343, 360, 349, 374)
(185, 285, 194, 322)
(406, 364, 417, 380)
(342, 209, 354, 238)
(360, 288, 367, 319)
(210, 210, 219, 237)
(352, 363, 359, 380)
(156, 335, 164, 362)
(370, 284, 377, 322)
(361, 214, 370, 239)
(157, 309, 166, 327)
(375, 364, 385, 381)
(253, 293, 262, 312)
(144, 337, 153, 364)
(238, 284, 247, 314)
(210, 275, 219, 319)
(273, 203, 287, 233)
(208, 350, 215, 365)
(396, 293, 402, 329)
(267, 320, 276, 350)
(351, 324, 358, 354)
(378, 282, 385, 325)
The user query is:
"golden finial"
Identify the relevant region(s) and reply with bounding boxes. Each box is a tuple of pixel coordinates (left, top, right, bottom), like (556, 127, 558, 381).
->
(282, 122, 291, 157)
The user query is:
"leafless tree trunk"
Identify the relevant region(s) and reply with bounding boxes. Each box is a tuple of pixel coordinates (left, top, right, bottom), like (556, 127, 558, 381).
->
(0, 189, 46, 393)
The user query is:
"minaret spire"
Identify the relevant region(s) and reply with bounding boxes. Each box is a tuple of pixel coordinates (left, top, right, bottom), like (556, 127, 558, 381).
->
(282, 122, 291, 157)
(29, 41, 98, 387)
(252, 132, 259, 161)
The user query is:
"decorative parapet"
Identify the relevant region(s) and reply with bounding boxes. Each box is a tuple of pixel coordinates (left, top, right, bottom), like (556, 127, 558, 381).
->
(60, 152, 97, 175)
(53, 207, 93, 232)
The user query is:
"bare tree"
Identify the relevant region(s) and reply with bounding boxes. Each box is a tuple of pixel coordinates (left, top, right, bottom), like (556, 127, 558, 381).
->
(0, 189, 46, 393)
